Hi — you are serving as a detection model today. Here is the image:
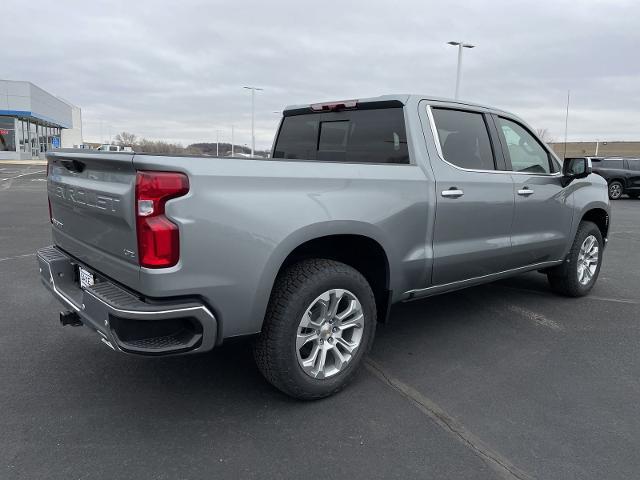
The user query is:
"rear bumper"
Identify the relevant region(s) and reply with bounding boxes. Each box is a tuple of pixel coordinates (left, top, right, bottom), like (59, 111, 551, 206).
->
(37, 245, 217, 356)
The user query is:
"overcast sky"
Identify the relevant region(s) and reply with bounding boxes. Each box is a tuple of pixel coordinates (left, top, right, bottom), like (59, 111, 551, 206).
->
(4, 0, 639, 148)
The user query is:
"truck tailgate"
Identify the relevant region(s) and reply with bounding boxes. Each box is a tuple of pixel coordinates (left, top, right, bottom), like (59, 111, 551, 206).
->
(47, 151, 140, 288)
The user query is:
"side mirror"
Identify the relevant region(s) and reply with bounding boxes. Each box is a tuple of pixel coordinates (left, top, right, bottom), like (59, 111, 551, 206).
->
(562, 157, 592, 186)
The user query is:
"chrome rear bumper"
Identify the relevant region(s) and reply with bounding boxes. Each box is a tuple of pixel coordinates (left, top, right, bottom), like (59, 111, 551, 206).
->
(37, 245, 217, 355)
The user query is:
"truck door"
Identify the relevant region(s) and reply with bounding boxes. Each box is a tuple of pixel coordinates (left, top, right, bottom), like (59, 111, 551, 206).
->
(427, 106, 515, 285)
(492, 115, 573, 266)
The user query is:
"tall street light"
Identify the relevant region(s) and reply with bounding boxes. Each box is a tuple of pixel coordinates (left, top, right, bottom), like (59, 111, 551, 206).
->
(243, 86, 263, 157)
(447, 41, 475, 99)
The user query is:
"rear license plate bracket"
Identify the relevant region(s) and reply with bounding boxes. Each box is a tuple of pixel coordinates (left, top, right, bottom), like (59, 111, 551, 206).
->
(79, 266, 95, 289)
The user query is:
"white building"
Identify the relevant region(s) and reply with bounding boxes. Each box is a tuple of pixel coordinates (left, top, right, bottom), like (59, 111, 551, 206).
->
(0, 79, 83, 161)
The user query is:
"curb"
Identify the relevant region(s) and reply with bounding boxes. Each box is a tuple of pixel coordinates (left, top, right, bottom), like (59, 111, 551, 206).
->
(0, 160, 47, 166)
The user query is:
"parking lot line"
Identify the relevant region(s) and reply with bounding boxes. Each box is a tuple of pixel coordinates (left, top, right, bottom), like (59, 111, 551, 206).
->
(365, 358, 533, 480)
(586, 295, 640, 305)
(0, 253, 36, 263)
(506, 305, 563, 331)
(1, 170, 46, 182)
(496, 284, 640, 305)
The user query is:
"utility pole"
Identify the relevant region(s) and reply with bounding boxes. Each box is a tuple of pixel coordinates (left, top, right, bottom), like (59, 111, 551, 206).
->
(243, 86, 263, 157)
(447, 41, 475, 99)
(216, 130, 220, 157)
(231, 125, 234, 157)
(595, 140, 599, 156)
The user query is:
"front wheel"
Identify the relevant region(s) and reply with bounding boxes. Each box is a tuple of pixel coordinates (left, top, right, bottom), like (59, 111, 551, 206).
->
(547, 221, 603, 297)
(254, 259, 376, 400)
(608, 181, 623, 200)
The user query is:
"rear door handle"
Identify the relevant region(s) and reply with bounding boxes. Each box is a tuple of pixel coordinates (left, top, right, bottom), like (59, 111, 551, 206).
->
(441, 188, 464, 198)
(517, 187, 534, 196)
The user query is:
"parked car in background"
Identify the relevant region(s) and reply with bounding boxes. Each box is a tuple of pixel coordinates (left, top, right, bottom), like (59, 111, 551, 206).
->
(586, 157, 640, 199)
(39, 95, 610, 399)
(96, 144, 133, 152)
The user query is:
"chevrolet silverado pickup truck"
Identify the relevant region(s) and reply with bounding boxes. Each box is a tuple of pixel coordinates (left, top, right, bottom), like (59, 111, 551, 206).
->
(38, 95, 610, 399)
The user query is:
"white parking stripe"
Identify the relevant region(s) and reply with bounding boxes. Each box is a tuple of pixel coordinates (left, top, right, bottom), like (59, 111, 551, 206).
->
(496, 284, 640, 305)
(0, 253, 36, 263)
(507, 305, 563, 331)
(587, 295, 640, 305)
(1, 170, 46, 181)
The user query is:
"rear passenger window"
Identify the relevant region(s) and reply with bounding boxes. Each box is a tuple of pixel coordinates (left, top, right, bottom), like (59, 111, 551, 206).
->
(625, 159, 640, 171)
(604, 159, 624, 169)
(273, 107, 409, 164)
(431, 108, 496, 170)
(497, 118, 552, 174)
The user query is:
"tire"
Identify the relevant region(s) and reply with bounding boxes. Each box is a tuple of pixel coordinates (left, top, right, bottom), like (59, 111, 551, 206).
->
(254, 259, 377, 400)
(547, 221, 603, 297)
(608, 181, 623, 200)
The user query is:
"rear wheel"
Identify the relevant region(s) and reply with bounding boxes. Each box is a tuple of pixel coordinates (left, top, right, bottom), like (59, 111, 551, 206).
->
(547, 221, 603, 297)
(608, 181, 623, 200)
(254, 259, 376, 400)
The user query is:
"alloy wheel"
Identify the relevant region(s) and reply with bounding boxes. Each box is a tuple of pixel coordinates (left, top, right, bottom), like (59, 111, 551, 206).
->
(577, 234, 599, 286)
(296, 289, 364, 379)
(609, 183, 622, 199)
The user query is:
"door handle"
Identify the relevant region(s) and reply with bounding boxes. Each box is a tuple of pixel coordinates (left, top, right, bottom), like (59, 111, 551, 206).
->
(517, 187, 534, 196)
(441, 188, 464, 198)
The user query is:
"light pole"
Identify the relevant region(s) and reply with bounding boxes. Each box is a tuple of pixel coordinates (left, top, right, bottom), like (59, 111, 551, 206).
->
(447, 41, 475, 99)
(231, 125, 234, 157)
(243, 86, 263, 158)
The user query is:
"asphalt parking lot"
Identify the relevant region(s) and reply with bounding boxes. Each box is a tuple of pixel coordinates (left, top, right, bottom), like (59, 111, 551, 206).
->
(1, 164, 639, 480)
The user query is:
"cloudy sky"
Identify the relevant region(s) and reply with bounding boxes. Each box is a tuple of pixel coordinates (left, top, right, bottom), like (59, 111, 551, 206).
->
(4, 0, 639, 148)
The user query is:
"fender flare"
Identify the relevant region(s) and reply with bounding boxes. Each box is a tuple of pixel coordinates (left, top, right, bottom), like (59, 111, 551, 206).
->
(248, 221, 395, 331)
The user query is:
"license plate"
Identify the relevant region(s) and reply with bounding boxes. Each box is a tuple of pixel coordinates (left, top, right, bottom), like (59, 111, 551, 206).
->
(79, 266, 95, 289)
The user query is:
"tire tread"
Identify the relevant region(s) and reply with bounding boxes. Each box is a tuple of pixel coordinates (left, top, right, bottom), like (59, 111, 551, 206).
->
(547, 221, 603, 297)
(254, 259, 376, 400)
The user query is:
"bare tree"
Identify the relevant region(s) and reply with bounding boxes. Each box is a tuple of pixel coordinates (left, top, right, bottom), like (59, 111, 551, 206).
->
(109, 131, 263, 155)
(535, 128, 555, 144)
(114, 132, 137, 147)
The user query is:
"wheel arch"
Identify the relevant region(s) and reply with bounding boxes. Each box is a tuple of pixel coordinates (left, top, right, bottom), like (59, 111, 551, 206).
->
(607, 178, 626, 190)
(252, 223, 395, 331)
(581, 208, 610, 239)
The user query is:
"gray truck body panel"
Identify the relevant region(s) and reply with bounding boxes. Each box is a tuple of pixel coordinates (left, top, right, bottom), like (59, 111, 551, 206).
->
(43, 94, 610, 349)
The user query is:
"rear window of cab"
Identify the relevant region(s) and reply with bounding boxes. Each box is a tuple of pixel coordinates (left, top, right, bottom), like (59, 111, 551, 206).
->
(273, 107, 409, 164)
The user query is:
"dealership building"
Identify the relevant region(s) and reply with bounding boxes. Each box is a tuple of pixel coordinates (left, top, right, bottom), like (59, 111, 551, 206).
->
(0, 79, 82, 161)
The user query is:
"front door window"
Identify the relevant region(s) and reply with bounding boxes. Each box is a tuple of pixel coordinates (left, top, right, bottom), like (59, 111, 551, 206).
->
(497, 118, 553, 174)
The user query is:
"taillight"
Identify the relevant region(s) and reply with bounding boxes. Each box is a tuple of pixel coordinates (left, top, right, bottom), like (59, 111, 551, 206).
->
(135, 171, 189, 268)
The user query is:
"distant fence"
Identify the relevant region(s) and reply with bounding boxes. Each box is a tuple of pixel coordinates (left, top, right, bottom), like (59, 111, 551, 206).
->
(550, 142, 640, 158)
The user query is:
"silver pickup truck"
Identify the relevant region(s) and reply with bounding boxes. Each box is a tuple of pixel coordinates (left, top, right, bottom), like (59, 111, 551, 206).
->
(38, 95, 610, 399)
